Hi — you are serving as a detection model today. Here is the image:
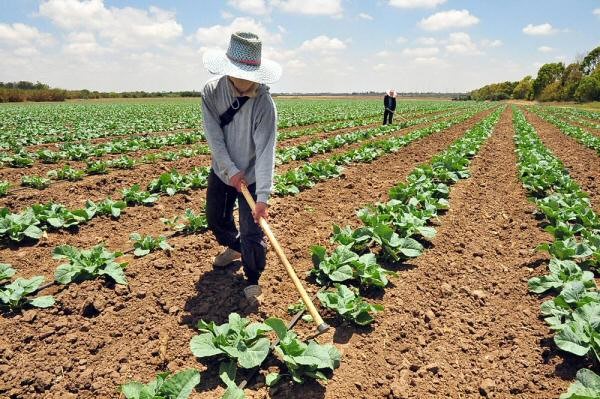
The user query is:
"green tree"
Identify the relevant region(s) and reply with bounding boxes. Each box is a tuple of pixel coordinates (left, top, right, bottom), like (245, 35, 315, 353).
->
(574, 74, 600, 102)
(560, 63, 583, 101)
(581, 46, 600, 75)
(533, 62, 565, 99)
(512, 76, 534, 100)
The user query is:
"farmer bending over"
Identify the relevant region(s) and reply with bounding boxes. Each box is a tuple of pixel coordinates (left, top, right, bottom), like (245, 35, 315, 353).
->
(201, 32, 282, 306)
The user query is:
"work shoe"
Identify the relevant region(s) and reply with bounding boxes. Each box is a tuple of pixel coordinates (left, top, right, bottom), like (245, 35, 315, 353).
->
(243, 285, 263, 307)
(213, 248, 241, 268)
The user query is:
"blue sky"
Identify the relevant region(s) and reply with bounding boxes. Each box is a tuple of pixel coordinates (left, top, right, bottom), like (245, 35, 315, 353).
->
(0, 0, 598, 92)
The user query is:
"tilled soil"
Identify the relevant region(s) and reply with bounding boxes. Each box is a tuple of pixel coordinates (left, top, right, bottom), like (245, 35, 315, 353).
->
(0, 107, 576, 399)
(524, 109, 600, 212)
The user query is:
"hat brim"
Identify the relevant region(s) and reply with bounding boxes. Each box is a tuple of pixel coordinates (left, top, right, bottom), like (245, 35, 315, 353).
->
(203, 49, 282, 84)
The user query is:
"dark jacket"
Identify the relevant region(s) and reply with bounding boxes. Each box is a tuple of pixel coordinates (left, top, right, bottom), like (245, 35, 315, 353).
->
(384, 95, 396, 111)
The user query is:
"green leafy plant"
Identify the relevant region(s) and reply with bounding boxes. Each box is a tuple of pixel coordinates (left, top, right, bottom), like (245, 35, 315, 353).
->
(265, 317, 341, 384)
(21, 175, 51, 190)
(0, 276, 55, 311)
(317, 284, 383, 326)
(161, 208, 207, 234)
(53, 244, 128, 285)
(121, 369, 200, 399)
(122, 184, 159, 205)
(85, 199, 127, 218)
(218, 361, 246, 399)
(560, 368, 600, 399)
(85, 160, 108, 175)
(31, 203, 93, 229)
(130, 233, 172, 257)
(541, 281, 600, 330)
(528, 258, 596, 294)
(0, 208, 43, 242)
(189, 313, 272, 369)
(554, 302, 600, 362)
(0, 181, 10, 197)
(310, 245, 395, 288)
(0, 263, 16, 281)
(148, 170, 190, 196)
(48, 165, 85, 181)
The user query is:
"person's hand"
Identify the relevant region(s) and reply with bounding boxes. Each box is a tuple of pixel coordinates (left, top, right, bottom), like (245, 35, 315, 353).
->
(229, 171, 246, 192)
(253, 202, 268, 223)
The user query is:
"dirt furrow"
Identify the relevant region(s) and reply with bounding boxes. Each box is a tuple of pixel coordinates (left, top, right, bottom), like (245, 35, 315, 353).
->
(0, 108, 494, 398)
(524, 108, 600, 213)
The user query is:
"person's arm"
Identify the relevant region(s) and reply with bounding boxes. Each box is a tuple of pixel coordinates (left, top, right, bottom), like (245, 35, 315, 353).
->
(202, 90, 240, 181)
(252, 96, 277, 205)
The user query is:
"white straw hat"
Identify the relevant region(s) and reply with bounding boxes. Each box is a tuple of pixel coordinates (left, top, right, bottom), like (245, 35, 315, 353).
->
(203, 32, 282, 84)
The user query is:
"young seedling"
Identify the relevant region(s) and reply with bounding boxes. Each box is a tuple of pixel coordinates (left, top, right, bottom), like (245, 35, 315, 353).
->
(189, 313, 272, 369)
(130, 233, 172, 257)
(0, 276, 55, 311)
(317, 284, 384, 326)
(53, 244, 128, 285)
(120, 369, 200, 399)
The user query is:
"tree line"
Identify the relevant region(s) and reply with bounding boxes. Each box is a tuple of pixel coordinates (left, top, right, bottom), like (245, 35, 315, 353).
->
(470, 45, 600, 102)
(0, 81, 201, 103)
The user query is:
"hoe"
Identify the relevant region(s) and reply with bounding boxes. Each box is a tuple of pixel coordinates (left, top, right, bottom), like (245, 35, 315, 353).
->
(241, 184, 330, 334)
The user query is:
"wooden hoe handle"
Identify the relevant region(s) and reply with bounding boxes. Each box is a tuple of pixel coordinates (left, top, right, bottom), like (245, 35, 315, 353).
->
(240, 184, 329, 333)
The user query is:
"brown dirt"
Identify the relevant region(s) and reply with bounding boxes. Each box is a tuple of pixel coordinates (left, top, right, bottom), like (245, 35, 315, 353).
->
(0, 107, 498, 399)
(0, 107, 576, 399)
(524, 109, 600, 212)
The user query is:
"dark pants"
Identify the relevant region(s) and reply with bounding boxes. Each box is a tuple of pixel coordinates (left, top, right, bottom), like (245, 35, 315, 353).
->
(383, 110, 394, 125)
(205, 169, 266, 284)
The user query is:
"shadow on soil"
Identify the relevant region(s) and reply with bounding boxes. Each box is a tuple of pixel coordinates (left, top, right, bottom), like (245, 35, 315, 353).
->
(181, 261, 250, 328)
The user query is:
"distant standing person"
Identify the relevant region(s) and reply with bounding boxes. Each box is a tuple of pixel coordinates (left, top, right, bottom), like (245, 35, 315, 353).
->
(200, 31, 282, 307)
(383, 89, 397, 125)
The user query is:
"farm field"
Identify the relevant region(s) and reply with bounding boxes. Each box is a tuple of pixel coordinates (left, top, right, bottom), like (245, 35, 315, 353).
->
(1, 98, 600, 399)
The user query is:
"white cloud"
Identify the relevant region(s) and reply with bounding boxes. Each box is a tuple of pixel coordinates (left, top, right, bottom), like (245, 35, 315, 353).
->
(522, 23, 558, 36)
(373, 63, 388, 72)
(419, 9, 479, 31)
(402, 46, 439, 57)
(195, 17, 281, 48)
(300, 35, 346, 52)
(481, 39, 502, 48)
(359, 13, 373, 20)
(414, 57, 441, 64)
(39, 0, 182, 48)
(376, 50, 391, 57)
(396, 36, 408, 44)
(389, 0, 446, 8)
(228, 0, 270, 15)
(416, 37, 436, 45)
(0, 23, 54, 47)
(271, 0, 342, 16)
(594, 8, 600, 16)
(14, 47, 41, 57)
(538, 46, 554, 53)
(63, 31, 108, 55)
(221, 10, 235, 19)
(445, 32, 481, 55)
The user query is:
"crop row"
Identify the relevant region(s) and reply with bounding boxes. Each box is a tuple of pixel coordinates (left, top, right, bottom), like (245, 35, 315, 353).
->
(528, 107, 600, 155)
(512, 107, 600, 399)
(0, 99, 388, 147)
(539, 106, 600, 130)
(0, 105, 480, 201)
(274, 105, 492, 195)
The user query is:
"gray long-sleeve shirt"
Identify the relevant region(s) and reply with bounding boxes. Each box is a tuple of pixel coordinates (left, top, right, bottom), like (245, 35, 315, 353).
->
(201, 76, 277, 203)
